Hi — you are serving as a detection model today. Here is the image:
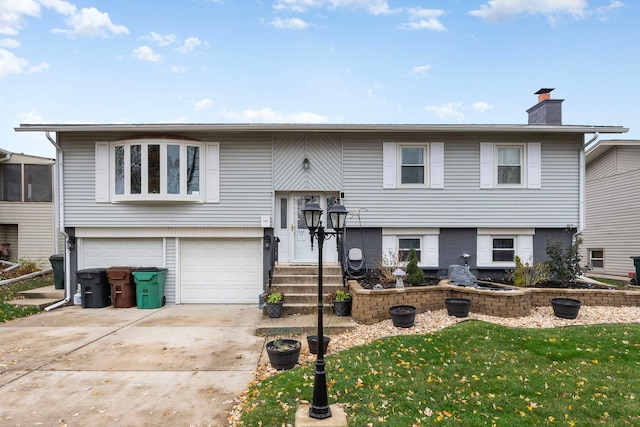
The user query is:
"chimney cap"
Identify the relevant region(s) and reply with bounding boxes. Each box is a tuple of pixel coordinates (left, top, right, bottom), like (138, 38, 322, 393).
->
(535, 88, 555, 95)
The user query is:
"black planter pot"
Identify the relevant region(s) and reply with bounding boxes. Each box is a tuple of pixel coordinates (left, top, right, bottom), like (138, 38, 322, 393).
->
(389, 305, 417, 328)
(551, 298, 582, 319)
(445, 298, 472, 318)
(266, 339, 301, 370)
(306, 335, 330, 355)
(265, 301, 283, 318)
(333, 299, 351, 316)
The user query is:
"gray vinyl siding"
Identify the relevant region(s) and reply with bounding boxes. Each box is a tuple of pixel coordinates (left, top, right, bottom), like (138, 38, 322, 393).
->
(273, 132, 342, 191)
(60, 132, 273, 227)
(582, 148, 640, 277)
(342, 132, 581, 228)
(165, 237, 176, 304)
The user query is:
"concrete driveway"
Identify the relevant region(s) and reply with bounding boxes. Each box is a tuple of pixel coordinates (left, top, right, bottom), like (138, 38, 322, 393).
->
(0, 304, 266, 426)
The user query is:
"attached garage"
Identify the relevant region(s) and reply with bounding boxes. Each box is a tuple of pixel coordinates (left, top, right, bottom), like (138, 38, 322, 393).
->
(179, 238, 262, 303)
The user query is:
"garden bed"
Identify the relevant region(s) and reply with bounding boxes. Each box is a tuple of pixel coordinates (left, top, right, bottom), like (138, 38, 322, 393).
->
(349, 279, 640, 325)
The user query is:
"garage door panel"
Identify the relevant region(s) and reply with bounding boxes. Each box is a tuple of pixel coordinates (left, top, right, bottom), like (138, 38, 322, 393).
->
(180, 238, 262, 304)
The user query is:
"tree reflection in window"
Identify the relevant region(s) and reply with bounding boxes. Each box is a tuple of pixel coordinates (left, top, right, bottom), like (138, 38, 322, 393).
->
(130, 145, 141, 194)
(148, 144, 160, 194)
(167, 145, 180, 194)
(115, 145, 124, 195)
(186, 146, 199, 194)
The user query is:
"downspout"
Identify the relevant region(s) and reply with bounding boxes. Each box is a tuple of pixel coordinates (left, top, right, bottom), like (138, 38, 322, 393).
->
(579, 132, 599, 233)
(0, 151, 11, 162)
(45, 131, 71, 311)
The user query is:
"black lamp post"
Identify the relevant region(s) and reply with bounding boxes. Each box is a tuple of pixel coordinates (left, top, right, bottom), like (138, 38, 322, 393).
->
(302, 200, 348, 420)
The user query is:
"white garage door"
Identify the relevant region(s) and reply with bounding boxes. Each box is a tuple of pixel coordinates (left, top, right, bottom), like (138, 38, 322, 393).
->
(180, 238, 262, 303)
(81, 238, 164, 269)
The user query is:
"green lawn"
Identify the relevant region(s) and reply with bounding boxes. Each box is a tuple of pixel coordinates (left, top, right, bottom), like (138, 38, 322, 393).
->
(239, 321, 640, 426)
(0, 274, 52, 322)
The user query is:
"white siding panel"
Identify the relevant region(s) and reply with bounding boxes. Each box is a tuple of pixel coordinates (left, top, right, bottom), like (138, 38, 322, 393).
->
(180, 238, 262, 303)
(0, 203, 55, 260)
(80, 238, 163, 269)
(165, 238, 176, 304)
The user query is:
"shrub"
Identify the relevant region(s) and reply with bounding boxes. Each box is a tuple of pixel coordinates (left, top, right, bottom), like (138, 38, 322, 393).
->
(545, 232, 583, 285)
(513, 256, 548, 287)
(405, 248, 425, 286)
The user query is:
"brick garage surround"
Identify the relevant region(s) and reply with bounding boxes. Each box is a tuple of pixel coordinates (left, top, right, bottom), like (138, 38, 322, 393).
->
(349, 280, 640, 325)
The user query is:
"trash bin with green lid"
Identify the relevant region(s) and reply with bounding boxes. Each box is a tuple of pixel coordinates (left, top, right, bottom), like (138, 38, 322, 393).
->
(133, 267, 167, 309)
(49, 254, 64, 290)
(107, 266, 137, 308)
(77, 268, 110, 308)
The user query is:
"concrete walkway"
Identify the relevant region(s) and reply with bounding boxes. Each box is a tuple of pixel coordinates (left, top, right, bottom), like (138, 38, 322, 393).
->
(0, 304, 355, 426)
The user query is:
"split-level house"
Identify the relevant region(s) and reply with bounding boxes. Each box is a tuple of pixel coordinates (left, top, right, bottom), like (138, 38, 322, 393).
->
(581, 139, 640, 278)
(0, 148, 55, 262)
(15, 89, 628, 305)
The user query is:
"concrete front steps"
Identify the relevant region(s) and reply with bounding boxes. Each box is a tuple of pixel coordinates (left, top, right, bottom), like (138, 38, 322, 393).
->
(267, 264, 346, 316)
(6, 285, 64, 309)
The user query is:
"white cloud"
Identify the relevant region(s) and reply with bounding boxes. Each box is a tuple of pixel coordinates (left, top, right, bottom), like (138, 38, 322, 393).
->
(0, 48, 29, 77)
(423, 102, 465, 122)
(143, 32, 177, 47)
(220, 107, 329, 123)
(177, 37, 202, 54)
(270, 18, 310, 29)
(274, 0, 393, 15)
(410, 65, 431, 78)
(0, 0, 40, 36)
(472, 101, 492, 113)
(39, 0, 77, 16)
(53, 7, 129, 38)
(469, 0, 588, 23)
(171, 65, 188, 73)
(193, 98, 214, 112)
(28, 62, 49, 73)
(0, 38, 20, 48)
(18, 108, 44, 125)
(400, 8, 446, 31)
(131, 46, 162, 63)
(596, 0, 624, 20)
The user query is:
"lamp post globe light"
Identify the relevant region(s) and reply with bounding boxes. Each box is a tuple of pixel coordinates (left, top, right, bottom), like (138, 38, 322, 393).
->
(301, 200, 348, 420)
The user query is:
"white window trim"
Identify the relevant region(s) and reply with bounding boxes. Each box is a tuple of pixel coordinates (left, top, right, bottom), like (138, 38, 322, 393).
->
(383, 142, 444, 189)
(382, 229, 439, 267)
(95, 140, 219, 203)
(480, 142, 541, 189)
(495, 144, 524, 187)
(476, 230, 534, 268)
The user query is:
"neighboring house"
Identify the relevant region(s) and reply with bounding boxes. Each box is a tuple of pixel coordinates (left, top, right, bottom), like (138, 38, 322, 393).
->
(582, 139, 640, 278)
(0, 148, 55, 262)
(15, 89, 628, 304)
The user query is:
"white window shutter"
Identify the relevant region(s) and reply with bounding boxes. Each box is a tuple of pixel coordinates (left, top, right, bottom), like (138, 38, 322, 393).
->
(382, 142, 397, 189)
(527, 142, 541, 189)
(95, 142, 110, 203)
(423, 234, 439, 267)
(430, 142, 444, 189)
(476, 234, 491, 266)
(480, 142, 494, 189)
(381, 235, 397, 263)
(517, 235, 534, 264)
(205, 142, 220, 203)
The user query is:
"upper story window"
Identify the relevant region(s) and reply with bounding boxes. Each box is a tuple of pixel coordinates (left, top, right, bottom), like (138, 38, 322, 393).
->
(496, 146, 523, 185)
(0, 164, 52, 202)
(480, 142, 541, 189)
(383, 142, 444, 189)
(96, 139, 219, 203)
(400, 145, 427, 185)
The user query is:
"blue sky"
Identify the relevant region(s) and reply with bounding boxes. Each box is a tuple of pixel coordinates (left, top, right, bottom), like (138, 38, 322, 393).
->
(1, 0, 637, 158)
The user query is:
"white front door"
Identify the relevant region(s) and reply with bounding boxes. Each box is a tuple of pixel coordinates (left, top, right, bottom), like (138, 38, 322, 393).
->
(276, 193, 340, 264)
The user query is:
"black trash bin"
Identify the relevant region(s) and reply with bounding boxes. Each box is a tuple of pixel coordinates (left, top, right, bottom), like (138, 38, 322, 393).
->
(76, 268, 110, 308)
(630, 256, 640, 285)
(49, 254, 64, 290)
(107, 266, 137, 308)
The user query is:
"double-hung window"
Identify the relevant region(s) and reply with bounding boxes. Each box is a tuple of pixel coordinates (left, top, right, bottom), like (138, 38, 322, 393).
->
(589, 249, 604, 269)
(496, 146, 523, 185)
(110, 139, 204, 202)
(400, 145, 427, 185)
(398, 237, 421, 262)
(492, 237, 515, 263)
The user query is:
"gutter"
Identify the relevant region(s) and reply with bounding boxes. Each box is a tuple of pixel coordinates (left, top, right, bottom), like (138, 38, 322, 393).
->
(579, 132, 599, 232)
(44, 131, 71, 311)
(0, 150, 11, 162)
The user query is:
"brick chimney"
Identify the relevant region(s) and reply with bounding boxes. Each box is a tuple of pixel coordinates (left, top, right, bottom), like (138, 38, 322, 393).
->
(527, 88, 564, 125)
